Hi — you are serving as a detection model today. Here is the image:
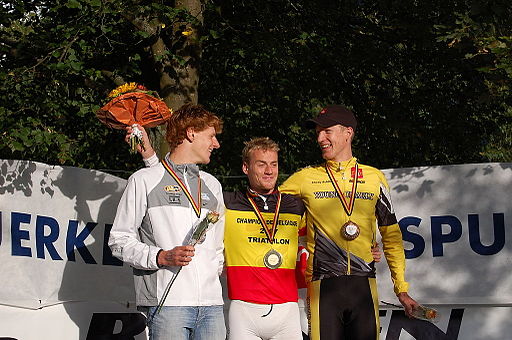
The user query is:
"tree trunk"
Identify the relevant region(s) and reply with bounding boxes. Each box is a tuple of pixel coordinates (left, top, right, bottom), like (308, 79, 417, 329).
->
(152, 0, 205, 158)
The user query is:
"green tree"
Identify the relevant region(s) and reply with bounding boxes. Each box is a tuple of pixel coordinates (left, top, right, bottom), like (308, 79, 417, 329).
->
(436, 0, 512, 161)
(0, 0, 205, 173)
(1, 0, 510, 189)
(200, 0, 512, 190)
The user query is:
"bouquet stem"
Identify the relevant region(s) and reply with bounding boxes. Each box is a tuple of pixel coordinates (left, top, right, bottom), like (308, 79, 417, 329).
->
(146, 211, 220, 326)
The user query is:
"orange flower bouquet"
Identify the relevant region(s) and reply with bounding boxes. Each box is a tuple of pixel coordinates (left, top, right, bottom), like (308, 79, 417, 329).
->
(96, 82, 173, 153)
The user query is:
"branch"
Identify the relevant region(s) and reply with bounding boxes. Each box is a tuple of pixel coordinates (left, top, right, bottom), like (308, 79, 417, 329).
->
(100, 70, 126, 86)
(120, 12, 158, 36)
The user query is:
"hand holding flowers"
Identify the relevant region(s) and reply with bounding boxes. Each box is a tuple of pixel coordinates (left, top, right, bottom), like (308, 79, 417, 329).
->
(96, 82, 172, 153)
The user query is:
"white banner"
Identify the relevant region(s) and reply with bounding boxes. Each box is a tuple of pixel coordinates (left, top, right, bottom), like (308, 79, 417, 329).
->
(0, 159, 134, 309)
(0, 159, 510, 340)
(377, 163, 512, 306)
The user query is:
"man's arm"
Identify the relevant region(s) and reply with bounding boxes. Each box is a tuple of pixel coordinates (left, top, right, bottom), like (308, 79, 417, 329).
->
(371, 243, 382, 263)
(279, 170, 303, 195)
(109, 174, 195, 269)
(214, 191, 226, 276)
(397, 292, 418, 317)
(376, 174, 419, 317)
(108, 174, 161, 270)
(157, 246, 195, 267)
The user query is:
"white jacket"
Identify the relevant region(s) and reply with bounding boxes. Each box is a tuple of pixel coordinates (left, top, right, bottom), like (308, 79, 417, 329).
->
(109, 154, 225, 307)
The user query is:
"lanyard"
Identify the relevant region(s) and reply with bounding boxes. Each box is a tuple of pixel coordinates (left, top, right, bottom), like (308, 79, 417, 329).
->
(246, 191, 282, 243)
(162, 158, 202, 218)
(325, 162, 359, 217)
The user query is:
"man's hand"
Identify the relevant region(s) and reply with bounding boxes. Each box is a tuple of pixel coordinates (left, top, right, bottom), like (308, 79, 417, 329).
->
(157, 245, 195, 267)
(371, 243, 382, 263)
(125, 124, 156, 159)
(397, 292, 419, 318)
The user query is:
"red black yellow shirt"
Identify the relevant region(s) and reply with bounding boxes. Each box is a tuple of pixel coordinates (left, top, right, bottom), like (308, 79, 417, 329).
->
(223, 191, 305, 304)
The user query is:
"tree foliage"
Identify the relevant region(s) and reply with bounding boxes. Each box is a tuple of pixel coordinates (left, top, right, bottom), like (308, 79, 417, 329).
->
(0, 0, 203, 174)
(1, 0, 511, 188)
(435, 1, 512, 161)
(201, 0, 512, 189)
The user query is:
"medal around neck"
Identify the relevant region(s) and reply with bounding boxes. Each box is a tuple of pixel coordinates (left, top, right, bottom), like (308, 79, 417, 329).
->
(341, 220, 360, 240)
(264, 249, 283, 269)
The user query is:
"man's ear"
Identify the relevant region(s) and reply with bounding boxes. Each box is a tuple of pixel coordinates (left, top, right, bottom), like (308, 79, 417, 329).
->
(345, 126, 354, 140)
(185, 127, 195, 143)
(242, 162, 249, 175)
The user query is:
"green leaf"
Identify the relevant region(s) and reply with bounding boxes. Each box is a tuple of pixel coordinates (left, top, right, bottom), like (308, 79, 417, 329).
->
(70, 61, 82, 71)
(10, 141, 24, 152)
(66, 0, 82, 9)
(210, 30, 219, 39)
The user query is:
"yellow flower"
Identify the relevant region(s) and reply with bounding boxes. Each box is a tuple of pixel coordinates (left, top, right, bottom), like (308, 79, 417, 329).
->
(182, 28, 193, 36)
(107, 82, 137, 99)
(207, 211, 220, 223)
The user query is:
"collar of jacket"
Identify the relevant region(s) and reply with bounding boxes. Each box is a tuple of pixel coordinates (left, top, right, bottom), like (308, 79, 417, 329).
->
(247, 187, 279, 198)
(164, 153, 200, 178)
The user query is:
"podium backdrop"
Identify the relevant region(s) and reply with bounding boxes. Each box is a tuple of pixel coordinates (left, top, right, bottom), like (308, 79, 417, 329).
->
(0, 159, 510, 339)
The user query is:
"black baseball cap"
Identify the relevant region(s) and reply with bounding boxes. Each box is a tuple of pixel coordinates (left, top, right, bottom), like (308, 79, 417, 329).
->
(305, 105, 357, 130)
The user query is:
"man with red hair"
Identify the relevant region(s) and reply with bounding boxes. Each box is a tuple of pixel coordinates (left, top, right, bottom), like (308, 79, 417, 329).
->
(109, 104, 226, 340)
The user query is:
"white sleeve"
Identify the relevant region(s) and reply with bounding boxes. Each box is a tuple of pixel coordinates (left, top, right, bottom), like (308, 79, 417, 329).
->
(213, 184, 226, 276)
(108, 175, 161, 270)
(143, 153, 160, 168)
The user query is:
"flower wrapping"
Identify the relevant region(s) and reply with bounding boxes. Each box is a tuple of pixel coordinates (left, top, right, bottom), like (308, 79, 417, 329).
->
(96, 83, 173, 153)
(96, 91, 172, 130)
(412, 305, 440, 322)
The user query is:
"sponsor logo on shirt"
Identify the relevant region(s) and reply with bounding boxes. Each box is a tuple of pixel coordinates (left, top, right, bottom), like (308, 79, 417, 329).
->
(351, 167, 364, 178)
(164, 185, 182, 204)
(164, 185, 181, 193)
(313, 191, 375, 200)
(167, 195, 181, 204)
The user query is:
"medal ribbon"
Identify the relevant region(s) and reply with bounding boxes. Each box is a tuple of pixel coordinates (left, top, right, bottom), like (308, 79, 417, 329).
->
(246, 191, 282, 243)
(162, 158, 202, 218)
(325, 162, 359, 217)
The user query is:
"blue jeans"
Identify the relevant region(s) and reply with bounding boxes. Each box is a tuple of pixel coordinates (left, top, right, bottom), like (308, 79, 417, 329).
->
(141, 305, 226, 340)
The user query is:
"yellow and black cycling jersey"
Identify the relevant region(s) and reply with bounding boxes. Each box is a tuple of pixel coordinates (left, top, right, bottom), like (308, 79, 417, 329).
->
(280, 157, 408, 295)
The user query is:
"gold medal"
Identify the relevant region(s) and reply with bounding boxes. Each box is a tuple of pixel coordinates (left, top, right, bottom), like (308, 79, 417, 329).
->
(341, 220, 360, 240)
(263, 249, 283, 269)
(246, 191, 284, 270)
(326, 161, 361, 241)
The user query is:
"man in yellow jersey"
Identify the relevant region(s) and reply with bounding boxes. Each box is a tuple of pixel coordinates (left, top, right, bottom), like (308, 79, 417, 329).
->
(279, 105, 418, 340)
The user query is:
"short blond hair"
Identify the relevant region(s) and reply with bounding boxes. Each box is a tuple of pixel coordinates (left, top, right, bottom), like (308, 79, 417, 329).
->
(242, 137, 280, 164)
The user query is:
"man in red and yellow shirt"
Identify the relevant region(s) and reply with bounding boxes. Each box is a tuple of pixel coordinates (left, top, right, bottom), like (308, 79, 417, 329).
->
(224, 137, 306, 339)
